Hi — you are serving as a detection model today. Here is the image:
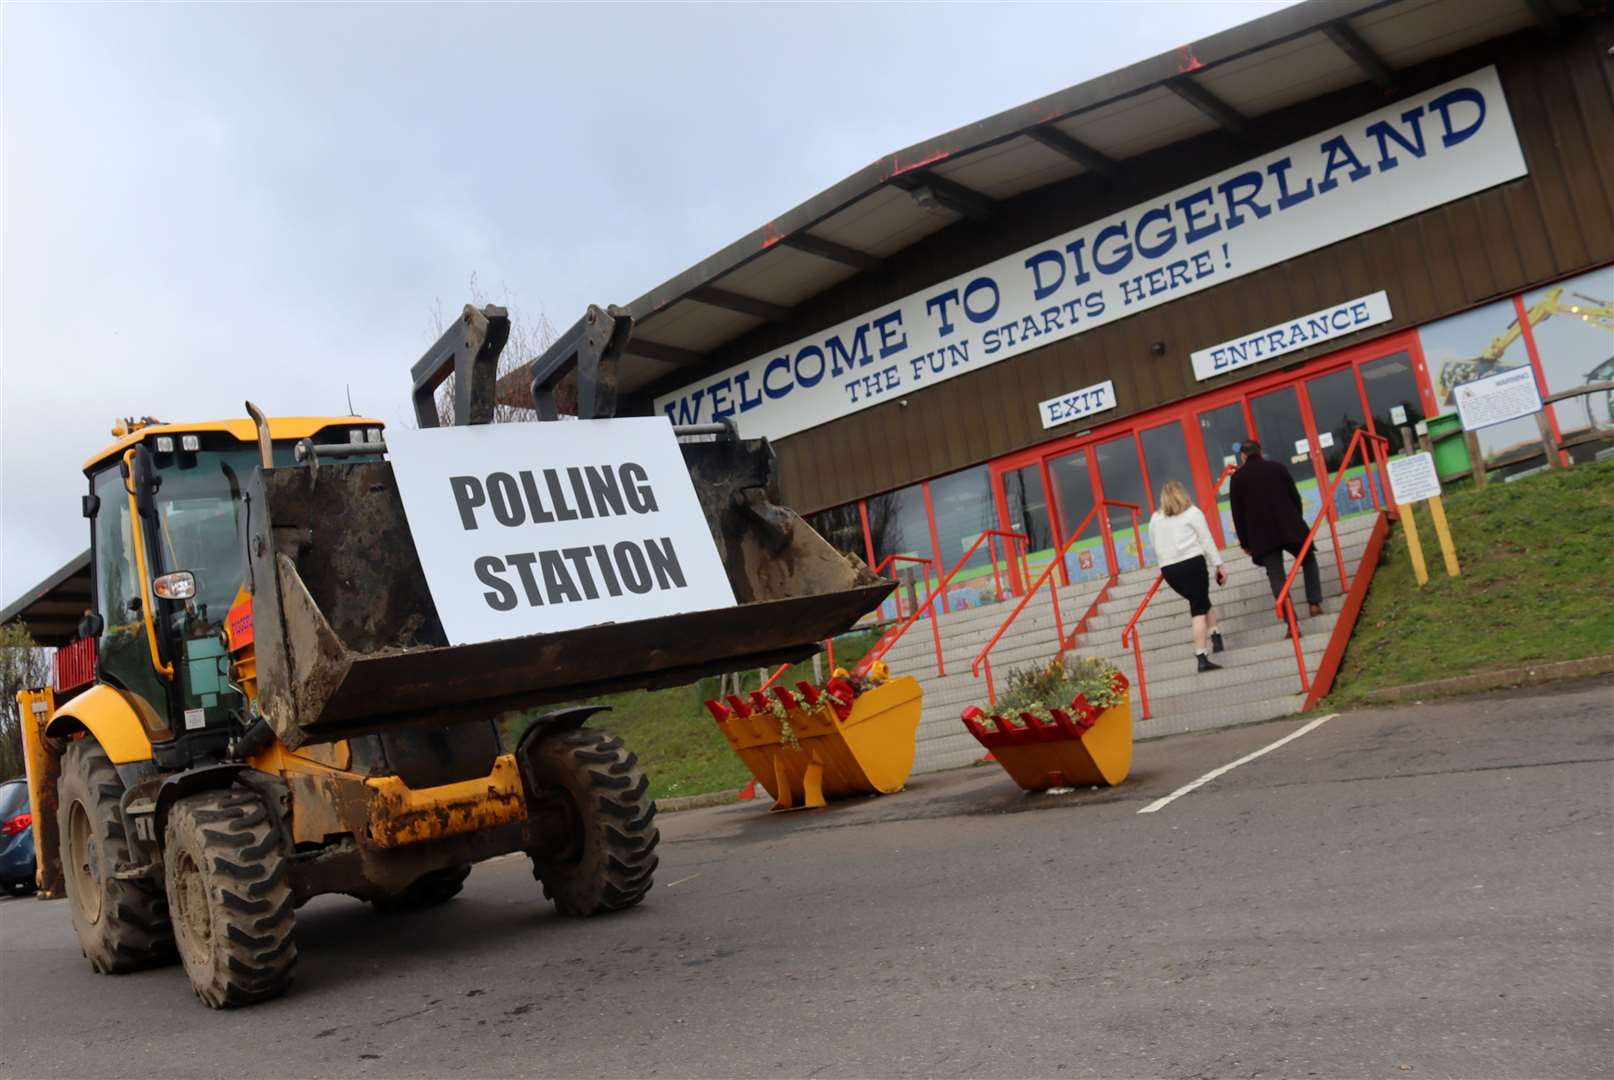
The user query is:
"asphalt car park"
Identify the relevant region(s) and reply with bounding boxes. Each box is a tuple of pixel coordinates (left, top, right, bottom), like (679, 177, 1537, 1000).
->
(2, 679, 1610, 1079)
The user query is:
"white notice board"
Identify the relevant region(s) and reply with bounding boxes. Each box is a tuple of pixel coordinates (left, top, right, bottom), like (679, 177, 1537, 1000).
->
(386, 419, 736, 645)
(1453, 367, 1542, 431)
(1387, 452, 1442, 505)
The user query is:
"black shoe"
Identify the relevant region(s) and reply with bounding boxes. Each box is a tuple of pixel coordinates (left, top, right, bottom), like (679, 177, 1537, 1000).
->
(1211, 631, 1225, 654)
(1197, 653, 1222, 672)
(1308, 602, 1324, 618)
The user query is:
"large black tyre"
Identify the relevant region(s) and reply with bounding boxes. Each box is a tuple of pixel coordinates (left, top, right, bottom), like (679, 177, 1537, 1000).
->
(55, 739, 174, 972)
(527, 728, 658, 916)
(370, 864, 472, 913)
(163, 787, 296, 1008)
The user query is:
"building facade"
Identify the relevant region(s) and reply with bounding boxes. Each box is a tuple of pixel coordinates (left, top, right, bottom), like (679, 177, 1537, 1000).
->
(597, 0, 1612, 614)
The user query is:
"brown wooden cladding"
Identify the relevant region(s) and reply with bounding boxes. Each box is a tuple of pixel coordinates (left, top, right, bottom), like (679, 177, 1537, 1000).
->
(681, 20, 1614, 514)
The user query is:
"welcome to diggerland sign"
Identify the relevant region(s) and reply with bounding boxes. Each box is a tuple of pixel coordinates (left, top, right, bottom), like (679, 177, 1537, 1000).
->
(655, 66, 1528, 441)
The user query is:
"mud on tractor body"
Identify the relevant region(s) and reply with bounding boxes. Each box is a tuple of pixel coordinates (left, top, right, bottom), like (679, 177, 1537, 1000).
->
(18, 304, 891, 1007)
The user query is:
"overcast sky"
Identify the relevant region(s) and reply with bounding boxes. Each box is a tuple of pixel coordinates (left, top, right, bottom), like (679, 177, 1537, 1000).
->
(2, 1, 1294, 602)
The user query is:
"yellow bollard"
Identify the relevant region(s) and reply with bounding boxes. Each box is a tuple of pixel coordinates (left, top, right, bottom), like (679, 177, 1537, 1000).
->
(1399, 502, 1429, 586)
(1427, 495, 1461, 578)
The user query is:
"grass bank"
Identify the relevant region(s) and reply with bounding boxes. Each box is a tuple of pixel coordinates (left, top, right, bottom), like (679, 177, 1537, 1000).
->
(504, 628, 884, 802)
(1323, 456, 1614, 708)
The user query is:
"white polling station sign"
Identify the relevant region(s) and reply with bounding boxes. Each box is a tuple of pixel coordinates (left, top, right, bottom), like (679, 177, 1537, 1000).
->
(385, 419, 736, 645)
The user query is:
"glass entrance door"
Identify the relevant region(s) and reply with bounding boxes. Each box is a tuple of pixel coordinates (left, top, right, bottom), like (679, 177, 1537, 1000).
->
(1302, 366, 1374, 517)
(1248, 385, 1325, 523)
(1359, 350, 1426, 457)
(1048, 448, 1108, 583)
(1196, 401, 1250, 543)
(1091, 437, 1149, 572)
(1001, 462, 1057, 590)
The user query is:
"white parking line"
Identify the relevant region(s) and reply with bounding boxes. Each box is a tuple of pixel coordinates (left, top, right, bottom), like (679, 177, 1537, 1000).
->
(1137, 713, 1338, 814)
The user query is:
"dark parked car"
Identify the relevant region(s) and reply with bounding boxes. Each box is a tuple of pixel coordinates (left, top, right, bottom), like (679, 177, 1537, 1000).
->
(0, 778, 36, 895)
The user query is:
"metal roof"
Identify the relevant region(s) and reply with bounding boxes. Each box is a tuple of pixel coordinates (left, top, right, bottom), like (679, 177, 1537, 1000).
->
(0, 549, 91, 648)
(588, 0, 1570, 399)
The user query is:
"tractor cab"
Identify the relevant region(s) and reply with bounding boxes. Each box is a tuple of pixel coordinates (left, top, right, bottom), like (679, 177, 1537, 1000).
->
(81, 417, 383, 764)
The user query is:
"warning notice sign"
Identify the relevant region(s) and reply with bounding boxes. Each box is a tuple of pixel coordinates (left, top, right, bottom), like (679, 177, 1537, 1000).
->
(386, 419, 736, 645)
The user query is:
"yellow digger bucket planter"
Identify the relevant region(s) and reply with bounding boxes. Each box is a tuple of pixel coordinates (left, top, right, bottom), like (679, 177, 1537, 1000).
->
(707, 676, 922, 812)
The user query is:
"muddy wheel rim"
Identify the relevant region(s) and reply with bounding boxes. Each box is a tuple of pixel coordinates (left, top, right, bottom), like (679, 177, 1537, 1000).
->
(67, 800, 102, 925)
(171, 849, 211, 963)
(550, 786, 586, 867)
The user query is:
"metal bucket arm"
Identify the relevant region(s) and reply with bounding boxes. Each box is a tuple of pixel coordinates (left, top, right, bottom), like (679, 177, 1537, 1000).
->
(410, 304, 512, 428)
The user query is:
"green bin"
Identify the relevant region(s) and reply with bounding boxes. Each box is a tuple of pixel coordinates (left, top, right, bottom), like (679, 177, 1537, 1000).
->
(1426, 413, 1471, 478)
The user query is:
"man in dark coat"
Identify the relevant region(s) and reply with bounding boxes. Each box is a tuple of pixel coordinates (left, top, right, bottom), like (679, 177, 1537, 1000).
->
(1229, 440, 1323, 628)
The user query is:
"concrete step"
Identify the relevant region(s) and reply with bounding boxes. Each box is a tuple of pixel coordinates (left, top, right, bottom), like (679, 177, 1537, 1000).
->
(892, 510, 1385, 774)
(1082, 582, 1351, 637)
(884, 542, 1368, 664)
(880, 521, 1373, 667)
(1135, 694, 1306, 739)
(884, 565, 1356, 677)
(1084, 612, 1341, 661)
(895, 608, 1339, 710)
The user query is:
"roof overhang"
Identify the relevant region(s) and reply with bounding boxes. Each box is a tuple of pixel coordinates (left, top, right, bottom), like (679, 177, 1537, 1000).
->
(501, 0, 1574, 402)
(1, 550, 91, 648)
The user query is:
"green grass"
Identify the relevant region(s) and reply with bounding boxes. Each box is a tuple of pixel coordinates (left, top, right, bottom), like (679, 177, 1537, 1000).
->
(1323, 456, 1614, 707)
(502, 628, 884, 802)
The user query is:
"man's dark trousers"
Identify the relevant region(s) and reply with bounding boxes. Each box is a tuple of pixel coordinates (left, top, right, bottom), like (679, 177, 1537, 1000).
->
(1260, 543, 1322, 606)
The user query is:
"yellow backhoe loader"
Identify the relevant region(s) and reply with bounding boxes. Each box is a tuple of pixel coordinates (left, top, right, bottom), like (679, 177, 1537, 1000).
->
(17, 304, 892, 1007)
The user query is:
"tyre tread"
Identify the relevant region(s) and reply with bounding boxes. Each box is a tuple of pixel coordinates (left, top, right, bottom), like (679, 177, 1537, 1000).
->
(55, 740, 175, 974)
(165, 788, 296, 1008)
(528, 727, 659, 917)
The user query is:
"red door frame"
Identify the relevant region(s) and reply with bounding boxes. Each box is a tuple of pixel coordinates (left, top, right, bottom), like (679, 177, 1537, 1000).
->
(987, 328, 1427, 586)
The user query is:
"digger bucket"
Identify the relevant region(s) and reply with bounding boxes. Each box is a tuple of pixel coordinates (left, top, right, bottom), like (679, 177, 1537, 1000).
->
(704, 675, 922, 811)
(246, 434, 892, 749)
(961, 689, 1134, 791)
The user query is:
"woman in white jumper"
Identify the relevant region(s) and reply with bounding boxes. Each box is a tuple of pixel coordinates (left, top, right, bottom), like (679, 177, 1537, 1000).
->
(1149, 479, 1227, 673)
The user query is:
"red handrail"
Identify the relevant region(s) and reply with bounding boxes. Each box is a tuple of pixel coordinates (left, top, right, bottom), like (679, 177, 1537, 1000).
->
(855, 529, 1030, 679)
(1117, 463, 1238, 720)
(1276, 427, 1392, 691)
(970, 500, 1140, 704)
(870, 553, 943, 673)
(1120, 575, 1166, 720)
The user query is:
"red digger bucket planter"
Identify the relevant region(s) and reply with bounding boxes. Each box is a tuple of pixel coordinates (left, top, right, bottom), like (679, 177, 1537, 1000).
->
(960, 671, 1134, 792)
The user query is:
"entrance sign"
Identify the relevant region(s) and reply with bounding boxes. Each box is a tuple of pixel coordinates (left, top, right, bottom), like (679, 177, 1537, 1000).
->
(1453, 366, 1542, 430)
(1383, 451, 1460, 586)
(1036, 379, 1116, 430)
(657, 66, 1527, 441)
(1190, 292, 1393, 381)
(386, 420, 736, 645)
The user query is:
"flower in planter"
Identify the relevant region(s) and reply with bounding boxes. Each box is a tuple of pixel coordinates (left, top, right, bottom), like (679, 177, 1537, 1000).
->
(964, 655, 1127, 729)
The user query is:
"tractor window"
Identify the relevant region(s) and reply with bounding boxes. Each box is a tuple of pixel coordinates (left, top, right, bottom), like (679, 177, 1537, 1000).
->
(91, 464, 170, 712)
(92, 466, 141, 634)
(153, 450, 262, 628)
